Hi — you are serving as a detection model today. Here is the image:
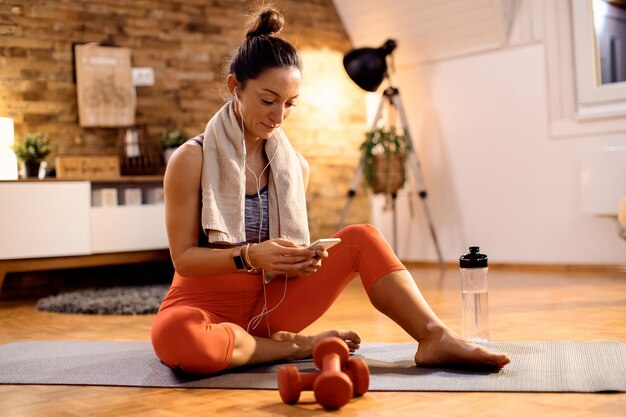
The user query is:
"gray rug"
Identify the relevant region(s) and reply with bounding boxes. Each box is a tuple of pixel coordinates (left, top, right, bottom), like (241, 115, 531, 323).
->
(0, 340, 624, 392)
(35, 285, 169, 315)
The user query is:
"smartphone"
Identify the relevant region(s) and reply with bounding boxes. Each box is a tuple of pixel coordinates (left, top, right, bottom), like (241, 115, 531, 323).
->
(307, 238, 341, 251)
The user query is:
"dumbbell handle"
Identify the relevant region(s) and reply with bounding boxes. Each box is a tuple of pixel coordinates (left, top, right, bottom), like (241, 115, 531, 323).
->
(321, 353, 342, 373)
(298, 371, 318, 390)
(277, 366, 321, 405)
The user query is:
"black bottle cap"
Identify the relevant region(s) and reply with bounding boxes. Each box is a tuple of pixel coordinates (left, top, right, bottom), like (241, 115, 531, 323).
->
(459, 246, 488, 268)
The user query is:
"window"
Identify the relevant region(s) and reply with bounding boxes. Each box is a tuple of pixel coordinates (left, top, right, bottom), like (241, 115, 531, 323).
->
(572, 0, 626, 119)
(543, 0, 626, 136)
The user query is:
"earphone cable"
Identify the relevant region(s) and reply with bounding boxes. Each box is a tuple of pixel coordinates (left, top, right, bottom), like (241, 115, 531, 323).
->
(237, 98, 286, 337)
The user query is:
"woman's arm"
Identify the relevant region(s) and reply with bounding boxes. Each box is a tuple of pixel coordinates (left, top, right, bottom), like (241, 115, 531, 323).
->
(164, 142, 240, 277)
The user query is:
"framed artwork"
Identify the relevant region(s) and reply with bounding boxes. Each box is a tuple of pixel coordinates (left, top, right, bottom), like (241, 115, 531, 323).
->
(74, 44, 136, 127)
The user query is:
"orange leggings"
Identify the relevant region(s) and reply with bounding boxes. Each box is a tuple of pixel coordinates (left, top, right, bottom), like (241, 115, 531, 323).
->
(150, 224, 405, 374)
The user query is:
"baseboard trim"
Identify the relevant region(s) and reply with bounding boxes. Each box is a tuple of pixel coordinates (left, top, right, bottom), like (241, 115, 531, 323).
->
(402, 261, 626, 274)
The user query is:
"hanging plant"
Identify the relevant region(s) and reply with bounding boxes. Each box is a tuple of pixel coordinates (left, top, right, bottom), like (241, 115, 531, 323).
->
(360, 127, 412, 195)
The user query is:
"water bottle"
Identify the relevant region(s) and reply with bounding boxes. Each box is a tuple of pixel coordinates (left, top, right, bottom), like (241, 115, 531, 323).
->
(459, 246, 489, 342)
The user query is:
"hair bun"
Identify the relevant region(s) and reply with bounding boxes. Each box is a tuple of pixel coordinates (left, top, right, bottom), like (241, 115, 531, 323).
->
(246, 7, 284, 38)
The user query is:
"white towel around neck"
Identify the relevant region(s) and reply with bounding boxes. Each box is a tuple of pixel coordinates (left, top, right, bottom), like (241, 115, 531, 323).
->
(200, 100, 310, 245)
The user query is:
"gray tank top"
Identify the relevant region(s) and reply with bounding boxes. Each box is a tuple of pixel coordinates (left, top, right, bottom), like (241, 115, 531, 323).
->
(245, 185, 270, 243)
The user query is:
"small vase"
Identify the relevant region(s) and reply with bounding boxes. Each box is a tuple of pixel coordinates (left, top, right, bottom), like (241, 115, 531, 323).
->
(23, 161, 41, 178)
(163, 148, 177, 165)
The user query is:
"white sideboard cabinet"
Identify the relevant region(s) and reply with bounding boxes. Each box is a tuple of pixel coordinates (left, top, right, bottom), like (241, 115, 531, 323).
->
(0, 177, 168, 261)
(0, 181, 92, 259)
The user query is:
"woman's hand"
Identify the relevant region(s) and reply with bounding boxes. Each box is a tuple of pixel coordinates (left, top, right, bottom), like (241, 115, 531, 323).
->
(293, 244, 329, 277)
(247, 239, 325, 276)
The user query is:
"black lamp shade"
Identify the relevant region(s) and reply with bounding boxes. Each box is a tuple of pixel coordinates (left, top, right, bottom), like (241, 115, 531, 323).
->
(343, 39, 397, 92)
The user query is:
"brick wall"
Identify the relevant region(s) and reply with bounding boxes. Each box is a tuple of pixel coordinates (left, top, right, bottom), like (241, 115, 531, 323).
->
(0, 0, 370, 238)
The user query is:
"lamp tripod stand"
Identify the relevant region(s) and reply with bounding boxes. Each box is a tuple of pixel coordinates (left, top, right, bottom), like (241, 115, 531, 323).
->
(338, 85, 445, 270)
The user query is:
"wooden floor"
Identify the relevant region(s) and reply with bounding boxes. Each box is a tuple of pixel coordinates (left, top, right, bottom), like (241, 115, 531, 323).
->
(0, 266, 625, 416)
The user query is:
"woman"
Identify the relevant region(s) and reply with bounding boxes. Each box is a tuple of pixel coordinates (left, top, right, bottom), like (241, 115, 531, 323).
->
(151, 6, 510, 374)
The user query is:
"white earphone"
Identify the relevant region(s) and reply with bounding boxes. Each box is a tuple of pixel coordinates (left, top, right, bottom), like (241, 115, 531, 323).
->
(236, 86, 285, 337)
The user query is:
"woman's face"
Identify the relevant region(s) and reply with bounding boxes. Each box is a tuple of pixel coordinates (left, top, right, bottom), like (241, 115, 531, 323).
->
(232, 66, 301, 141)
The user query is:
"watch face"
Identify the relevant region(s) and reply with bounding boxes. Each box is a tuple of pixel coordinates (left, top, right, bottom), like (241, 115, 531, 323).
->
(233, 246, 246, 270)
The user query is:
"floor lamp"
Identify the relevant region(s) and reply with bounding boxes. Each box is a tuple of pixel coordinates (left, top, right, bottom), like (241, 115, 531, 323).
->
(339, 39, 444, 270)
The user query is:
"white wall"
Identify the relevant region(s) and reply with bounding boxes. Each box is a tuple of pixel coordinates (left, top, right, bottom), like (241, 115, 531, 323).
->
(373, 44, 626, 264)
(335, 1, 626, 265)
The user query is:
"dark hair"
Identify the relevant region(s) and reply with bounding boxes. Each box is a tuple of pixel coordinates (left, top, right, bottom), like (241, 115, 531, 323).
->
(229, 7, 302, 88)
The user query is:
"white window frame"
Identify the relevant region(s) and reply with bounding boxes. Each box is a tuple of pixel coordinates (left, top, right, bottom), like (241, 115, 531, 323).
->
(543, 0, 626, 137)
(571, 0, 626, 120)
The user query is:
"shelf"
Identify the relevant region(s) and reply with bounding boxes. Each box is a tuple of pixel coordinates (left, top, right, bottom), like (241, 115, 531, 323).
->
(90, 175, 163, 184)
(1, 175, 163, 184)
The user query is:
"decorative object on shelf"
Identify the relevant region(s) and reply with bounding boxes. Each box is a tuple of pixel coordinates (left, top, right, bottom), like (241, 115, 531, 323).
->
(55, 155, 121, 179)
(122, 188, 142, 206)
(91, 188, 118, 207)
(0, 117, 18, 180)
(74, 44, 136, 127)
(124, 128, 141, 158)
(360, 127, 411, 197)
(118, 126, 163, 175)
(12, 132, 51, 178)
(159, 128, 188, 165)
(144, 187, 164, 204)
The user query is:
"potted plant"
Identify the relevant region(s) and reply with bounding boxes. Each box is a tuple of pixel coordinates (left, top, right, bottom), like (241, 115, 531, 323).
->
(360, 127, 412, 196)
(12, 132, 51, 178)
(159, 128, 188, 164)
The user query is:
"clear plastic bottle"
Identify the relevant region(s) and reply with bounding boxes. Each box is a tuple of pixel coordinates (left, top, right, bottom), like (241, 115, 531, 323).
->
(459, 246, 489, 342)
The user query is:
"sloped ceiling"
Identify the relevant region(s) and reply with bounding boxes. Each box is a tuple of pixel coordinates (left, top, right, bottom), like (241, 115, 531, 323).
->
(332, 0, 514, 66)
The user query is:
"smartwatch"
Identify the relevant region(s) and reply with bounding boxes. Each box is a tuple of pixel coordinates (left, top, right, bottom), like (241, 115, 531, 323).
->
(232, 246, 246, 271)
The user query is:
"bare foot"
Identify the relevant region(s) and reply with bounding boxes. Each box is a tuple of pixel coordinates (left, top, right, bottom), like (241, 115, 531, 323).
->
(271, 329, 361, 360)
(415, 328, 510, 369)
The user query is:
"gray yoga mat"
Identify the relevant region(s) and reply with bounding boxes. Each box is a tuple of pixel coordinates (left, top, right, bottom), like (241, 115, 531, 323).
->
(0, 340, 624, 392)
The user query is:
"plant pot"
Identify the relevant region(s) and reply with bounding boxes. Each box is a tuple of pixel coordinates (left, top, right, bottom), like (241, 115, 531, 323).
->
(163, 148, 177, 165)
(23, 161, 41, 178)
(370, 153, 405, 194)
